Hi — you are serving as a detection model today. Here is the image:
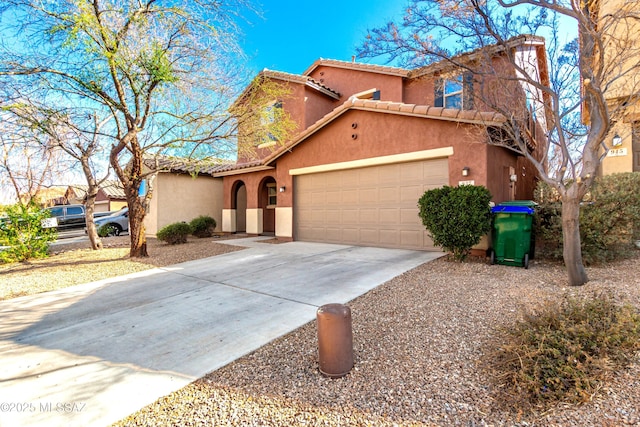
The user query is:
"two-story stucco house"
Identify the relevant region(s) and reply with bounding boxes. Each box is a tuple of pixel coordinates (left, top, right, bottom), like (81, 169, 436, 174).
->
(210, 35, 550, 251)
(597, 0, 640, 175)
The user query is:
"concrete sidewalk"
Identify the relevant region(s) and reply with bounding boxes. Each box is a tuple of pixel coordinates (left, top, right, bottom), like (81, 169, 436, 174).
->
(0, 238, 442, 427)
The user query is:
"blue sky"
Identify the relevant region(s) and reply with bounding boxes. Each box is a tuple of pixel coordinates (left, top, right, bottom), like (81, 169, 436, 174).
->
(239, 1, 406, 75)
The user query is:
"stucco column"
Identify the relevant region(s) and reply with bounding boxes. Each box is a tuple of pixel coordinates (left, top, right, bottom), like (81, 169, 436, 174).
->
(222, 209, 237, 232)
(246, 208, 263, 235)
(275, 207, 293, 238)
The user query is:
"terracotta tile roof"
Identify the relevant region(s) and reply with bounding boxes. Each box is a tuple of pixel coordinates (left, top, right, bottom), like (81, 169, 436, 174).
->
(145, 156, 234, 176)
(303, 59, 410, 77)
(213, 160, 266, 174)
(67, 180, 126, 199)
(261, 69, 341, 99)
(211, 97, 506, 177)
(409, 34, 546, 78)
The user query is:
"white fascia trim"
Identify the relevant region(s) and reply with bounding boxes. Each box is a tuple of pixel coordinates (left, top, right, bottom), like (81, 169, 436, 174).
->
(289, 147, 454, 176)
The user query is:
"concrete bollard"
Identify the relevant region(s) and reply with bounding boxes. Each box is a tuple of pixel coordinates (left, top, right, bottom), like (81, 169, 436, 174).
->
(317, 303, 353, 378)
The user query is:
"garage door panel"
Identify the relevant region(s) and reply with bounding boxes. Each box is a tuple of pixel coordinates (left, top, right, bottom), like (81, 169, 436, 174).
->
(360, 229, 379, 244)
(342, 189, 358, 203)
(400, 230, 421, 247)
(359, 188, 378, 204)
(311, 191, 326, 205)
(379, 229, 400, 246)
(400, 185, 423, 202)
(400, 162, 423, 181)
(326, 209, 341, 223)
(325, 228, 342, 241)
(379, 187, 399, 203)
(359, 208, 378, 223)
(294, 158, 448, 250)
(342, 228, 359, 241)
(379, 208, 399, 224)
(358, 168, 380, 186)
(400, 208, 419, 224)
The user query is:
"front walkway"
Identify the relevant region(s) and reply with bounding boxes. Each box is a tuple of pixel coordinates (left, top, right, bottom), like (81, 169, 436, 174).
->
(0, 237, 442, 427)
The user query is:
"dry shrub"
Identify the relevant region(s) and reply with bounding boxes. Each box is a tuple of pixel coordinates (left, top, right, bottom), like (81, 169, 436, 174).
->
(486, 293, 640, 412)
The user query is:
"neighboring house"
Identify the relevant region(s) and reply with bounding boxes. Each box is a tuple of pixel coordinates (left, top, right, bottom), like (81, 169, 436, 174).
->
(143, 156, 229, 236)
(213, 35, 550, 251)
(64, 181, 128, 212)
(597, 0, 640, 175)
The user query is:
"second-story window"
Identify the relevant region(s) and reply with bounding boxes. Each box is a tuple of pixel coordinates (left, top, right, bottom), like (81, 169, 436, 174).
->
(260, 100, 283, 144)
(435, 72, 474, 110)
(444, 76, 463, 109)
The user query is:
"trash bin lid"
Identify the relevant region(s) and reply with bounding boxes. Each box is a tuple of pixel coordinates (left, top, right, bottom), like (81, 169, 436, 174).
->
(491, 205, 535, 215)
(498, 200, 538, 207)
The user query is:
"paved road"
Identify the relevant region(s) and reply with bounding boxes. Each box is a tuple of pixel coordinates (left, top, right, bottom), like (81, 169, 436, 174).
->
(0, 237, 442, 427)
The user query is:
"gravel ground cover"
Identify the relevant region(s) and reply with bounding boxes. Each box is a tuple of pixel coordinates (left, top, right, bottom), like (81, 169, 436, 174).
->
(0, 235, 244, 300)
(112, 252, 640, 427)
(2, 237, 639, 425)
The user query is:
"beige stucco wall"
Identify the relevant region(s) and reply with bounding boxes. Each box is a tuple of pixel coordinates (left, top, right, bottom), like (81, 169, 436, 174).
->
(600, 120, 635, 175)
(145, 173, 223, 236)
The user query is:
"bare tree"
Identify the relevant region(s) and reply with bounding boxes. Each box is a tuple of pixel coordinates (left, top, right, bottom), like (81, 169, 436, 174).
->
(0, 0, 258, 257)
(0, 113, 63, 206)
(7, 103, 115, 249)
(358, 0, 640, 286)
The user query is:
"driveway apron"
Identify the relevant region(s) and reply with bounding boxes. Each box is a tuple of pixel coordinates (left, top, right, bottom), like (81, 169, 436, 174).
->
(0, 238, 442, 427)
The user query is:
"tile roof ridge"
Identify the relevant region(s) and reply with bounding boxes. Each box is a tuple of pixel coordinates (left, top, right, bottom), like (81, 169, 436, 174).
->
(303, 58, 410, 77)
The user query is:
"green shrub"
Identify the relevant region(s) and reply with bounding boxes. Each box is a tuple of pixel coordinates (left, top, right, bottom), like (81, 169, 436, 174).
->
(487, 293, 640, 412)
(97, 223, 117, 238)
(189, 215, 217, 238)
(418, 185, 492, 261)
(156, 222, 192, 245)
(0, 203, 57, 263)
(534, 174, 640, 264)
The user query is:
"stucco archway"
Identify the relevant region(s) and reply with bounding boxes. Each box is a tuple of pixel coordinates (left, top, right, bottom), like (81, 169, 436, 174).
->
(232, 180, 247, 233)
(258, 176, 276, 234)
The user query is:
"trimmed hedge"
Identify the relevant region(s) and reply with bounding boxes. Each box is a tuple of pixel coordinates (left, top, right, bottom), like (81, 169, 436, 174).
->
(156, 222, 192, 245)
(190, 215, 217, 238)
(418, 185, 492, 261)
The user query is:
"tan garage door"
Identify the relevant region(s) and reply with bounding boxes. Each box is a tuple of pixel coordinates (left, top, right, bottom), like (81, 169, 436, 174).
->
(294, 158, 449, 250)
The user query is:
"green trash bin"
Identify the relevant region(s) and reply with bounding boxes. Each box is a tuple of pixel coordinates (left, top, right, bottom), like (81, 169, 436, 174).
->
(489, 201, 536, 269)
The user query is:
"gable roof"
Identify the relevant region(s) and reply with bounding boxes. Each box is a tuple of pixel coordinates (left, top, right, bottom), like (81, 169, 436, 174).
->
(231, 69, 341, 110)
(408, 34, 547, 78)
(261, 69, 341, 99)
(214, 96, 506, 176)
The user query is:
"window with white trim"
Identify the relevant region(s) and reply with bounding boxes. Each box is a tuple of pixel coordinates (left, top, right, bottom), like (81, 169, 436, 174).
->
(266, 182, 277, 208)
(435, 72, 474, 110)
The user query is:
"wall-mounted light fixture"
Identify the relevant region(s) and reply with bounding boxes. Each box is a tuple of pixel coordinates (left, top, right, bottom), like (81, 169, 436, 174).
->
(612, 134, 622, 146)
(461, 166, 470, 177)
(279, 186, 286, 193)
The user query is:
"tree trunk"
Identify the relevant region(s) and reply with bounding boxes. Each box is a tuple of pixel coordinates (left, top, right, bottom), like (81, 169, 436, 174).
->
(84, 194, 103, 250)
(561, 196, 588, 286)
(127, 194, 148, 258)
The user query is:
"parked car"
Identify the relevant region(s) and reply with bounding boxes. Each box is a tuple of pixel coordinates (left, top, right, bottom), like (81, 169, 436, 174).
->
(46, 204, 86, 231)
(46, 205, 115, 231)
(93, 207, 129, 236)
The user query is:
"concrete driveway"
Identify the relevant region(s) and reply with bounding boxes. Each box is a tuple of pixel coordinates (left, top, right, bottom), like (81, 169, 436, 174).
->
(0, 237, 442, 427)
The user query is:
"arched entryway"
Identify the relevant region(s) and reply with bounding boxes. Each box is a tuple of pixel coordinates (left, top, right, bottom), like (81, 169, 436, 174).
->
(232, 181, 247, 233)
(259, 176, 276, 234)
